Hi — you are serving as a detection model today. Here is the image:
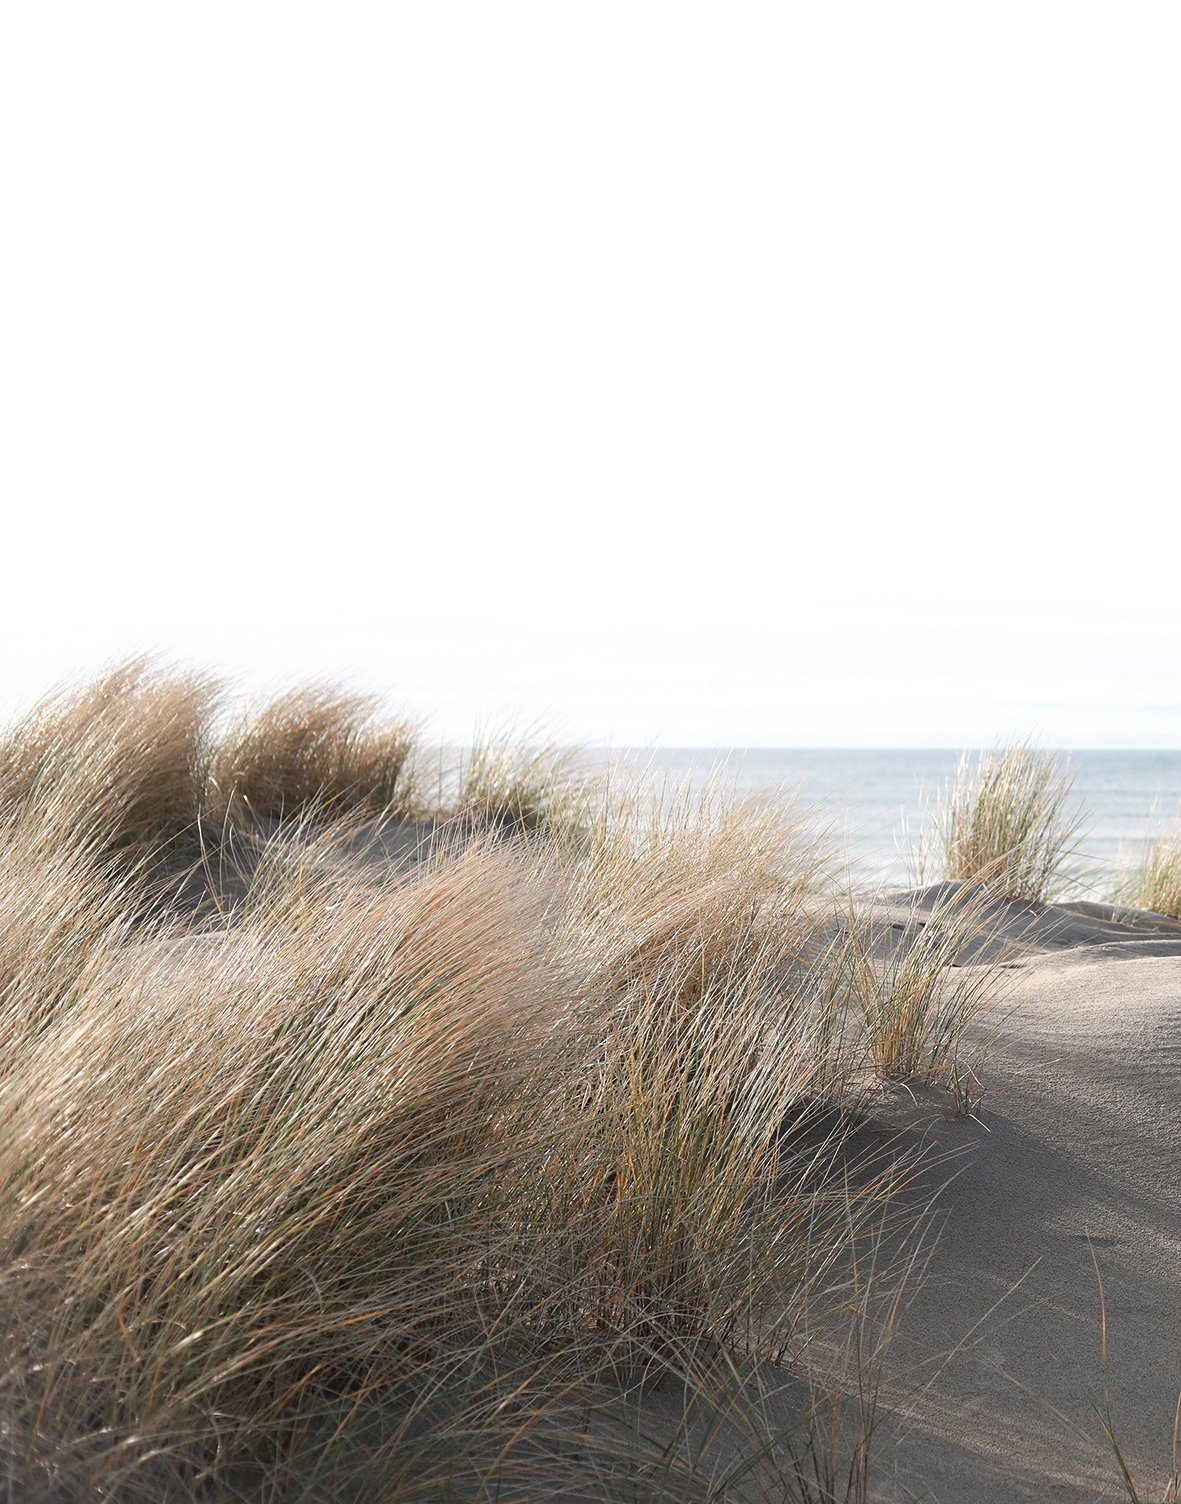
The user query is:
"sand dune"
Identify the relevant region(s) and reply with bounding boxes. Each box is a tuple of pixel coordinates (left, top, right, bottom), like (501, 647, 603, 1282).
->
(168, 846, 1181, 1500)
(170, 847, 1181, 1500)
(863, 890, 1181, 1502)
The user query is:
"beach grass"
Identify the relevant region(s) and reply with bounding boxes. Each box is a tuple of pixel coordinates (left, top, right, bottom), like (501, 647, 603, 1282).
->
(0, 656, 218, 873)
(444, 729, 591, 833)
(0, 665, 912, 1502)
(1116, 823, 1181, 920)
(939, 742, 1084, 903)
(841, 885, 1007, 1113)
(207, 682, 420, 828)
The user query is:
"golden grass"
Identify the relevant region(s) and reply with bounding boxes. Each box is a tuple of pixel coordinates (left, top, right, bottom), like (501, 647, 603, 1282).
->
(0, 669, 947, 1501)
(940, 742, 1084, 903)
(840, 885, 1007, 1113)
(0, 815, 134, 1060)
(446, 731, 590, 833)
(0, 834, 570, 1497)
(499, 781, 901, 1371)
(1116, 824, 1181, 919)
(0, 657, 218, 872)
(206, 683, 419, 827)
(0, 814, 896, 1499)
(556, 779, 836, 1002)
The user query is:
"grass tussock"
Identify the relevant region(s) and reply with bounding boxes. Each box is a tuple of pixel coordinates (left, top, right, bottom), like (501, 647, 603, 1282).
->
(561, 781, 836, 1005)
(207, 683, 419, 827)
(939, 742, 1084, 903)
(0, 815, 135, 1056)
(506, 782, 899, 1368)
(0, 835, 569, 1497)
(840, 885, 1007, 1113)
(1116, 823, 1181, 919)
(448, 731, 590, 833)
(0, 667, 962, 1501)
(0, 657, 218, 871)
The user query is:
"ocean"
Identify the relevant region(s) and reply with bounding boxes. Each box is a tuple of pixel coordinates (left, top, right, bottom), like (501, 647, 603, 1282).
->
(618, 749, 1181, 898)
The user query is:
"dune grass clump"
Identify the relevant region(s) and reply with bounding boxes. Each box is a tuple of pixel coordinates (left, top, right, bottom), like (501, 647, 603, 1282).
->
(940, 742, 1083, 903)
(0, 810, 895, 1500)
(0, 834, 571, 1499)
(840, 886, 1006, 1113)
(1116, 825, 1181, 919)
(0, 815, 135, 1056)
(560, 781, 837, 1007)
(504, 783, 889, 1366)
(529, 978, 892, 1369)
(0, 657, 218, 873)
(446, 731, 590, 834)
(207, 684, 419, 828)
(0, 668, 916, 1501)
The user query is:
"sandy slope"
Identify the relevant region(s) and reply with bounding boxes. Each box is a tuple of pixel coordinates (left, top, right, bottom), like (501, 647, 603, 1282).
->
(866, 890, 1181, 1503)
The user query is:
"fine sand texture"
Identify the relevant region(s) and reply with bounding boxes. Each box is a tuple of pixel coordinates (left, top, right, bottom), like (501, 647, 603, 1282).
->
(864, 889, 1181, 1502)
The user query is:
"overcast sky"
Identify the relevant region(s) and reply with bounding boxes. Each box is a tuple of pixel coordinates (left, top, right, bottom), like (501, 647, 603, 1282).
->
(1, 4, 1178, 746)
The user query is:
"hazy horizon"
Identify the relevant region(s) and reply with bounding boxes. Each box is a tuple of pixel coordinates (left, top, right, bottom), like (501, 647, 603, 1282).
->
(599, 742, 1181, 753)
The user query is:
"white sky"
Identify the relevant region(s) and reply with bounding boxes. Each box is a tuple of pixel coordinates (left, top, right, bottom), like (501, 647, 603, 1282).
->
(1, 4, 1179, 747)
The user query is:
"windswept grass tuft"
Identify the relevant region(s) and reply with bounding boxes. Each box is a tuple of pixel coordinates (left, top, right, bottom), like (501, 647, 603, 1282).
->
(559, 779, 837, 1010)
(0, 656, 218, 873)
(940, 742, 1084, 903)
(0, 676, 923, 1502)
(527, 984, 898, 1370)
(503, 782, 885, 1368)
(840, 884, 1008, 1113)
(1116, 822, 1181, 919)
(447, 731, 589, 833)
(0, 815, 135, 1060)
(0, 832, 568, 1498)
(207, 683, 419, 827)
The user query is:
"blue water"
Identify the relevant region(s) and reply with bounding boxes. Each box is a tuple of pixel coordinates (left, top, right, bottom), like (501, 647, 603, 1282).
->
(616, 750, 1181, 897)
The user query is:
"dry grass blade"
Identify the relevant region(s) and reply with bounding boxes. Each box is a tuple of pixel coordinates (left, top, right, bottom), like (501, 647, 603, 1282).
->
(1089, 1246, 1181, 1504)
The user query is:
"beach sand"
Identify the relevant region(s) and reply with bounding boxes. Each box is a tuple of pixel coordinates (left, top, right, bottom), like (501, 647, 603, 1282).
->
(860, 890, 1181, 1502)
